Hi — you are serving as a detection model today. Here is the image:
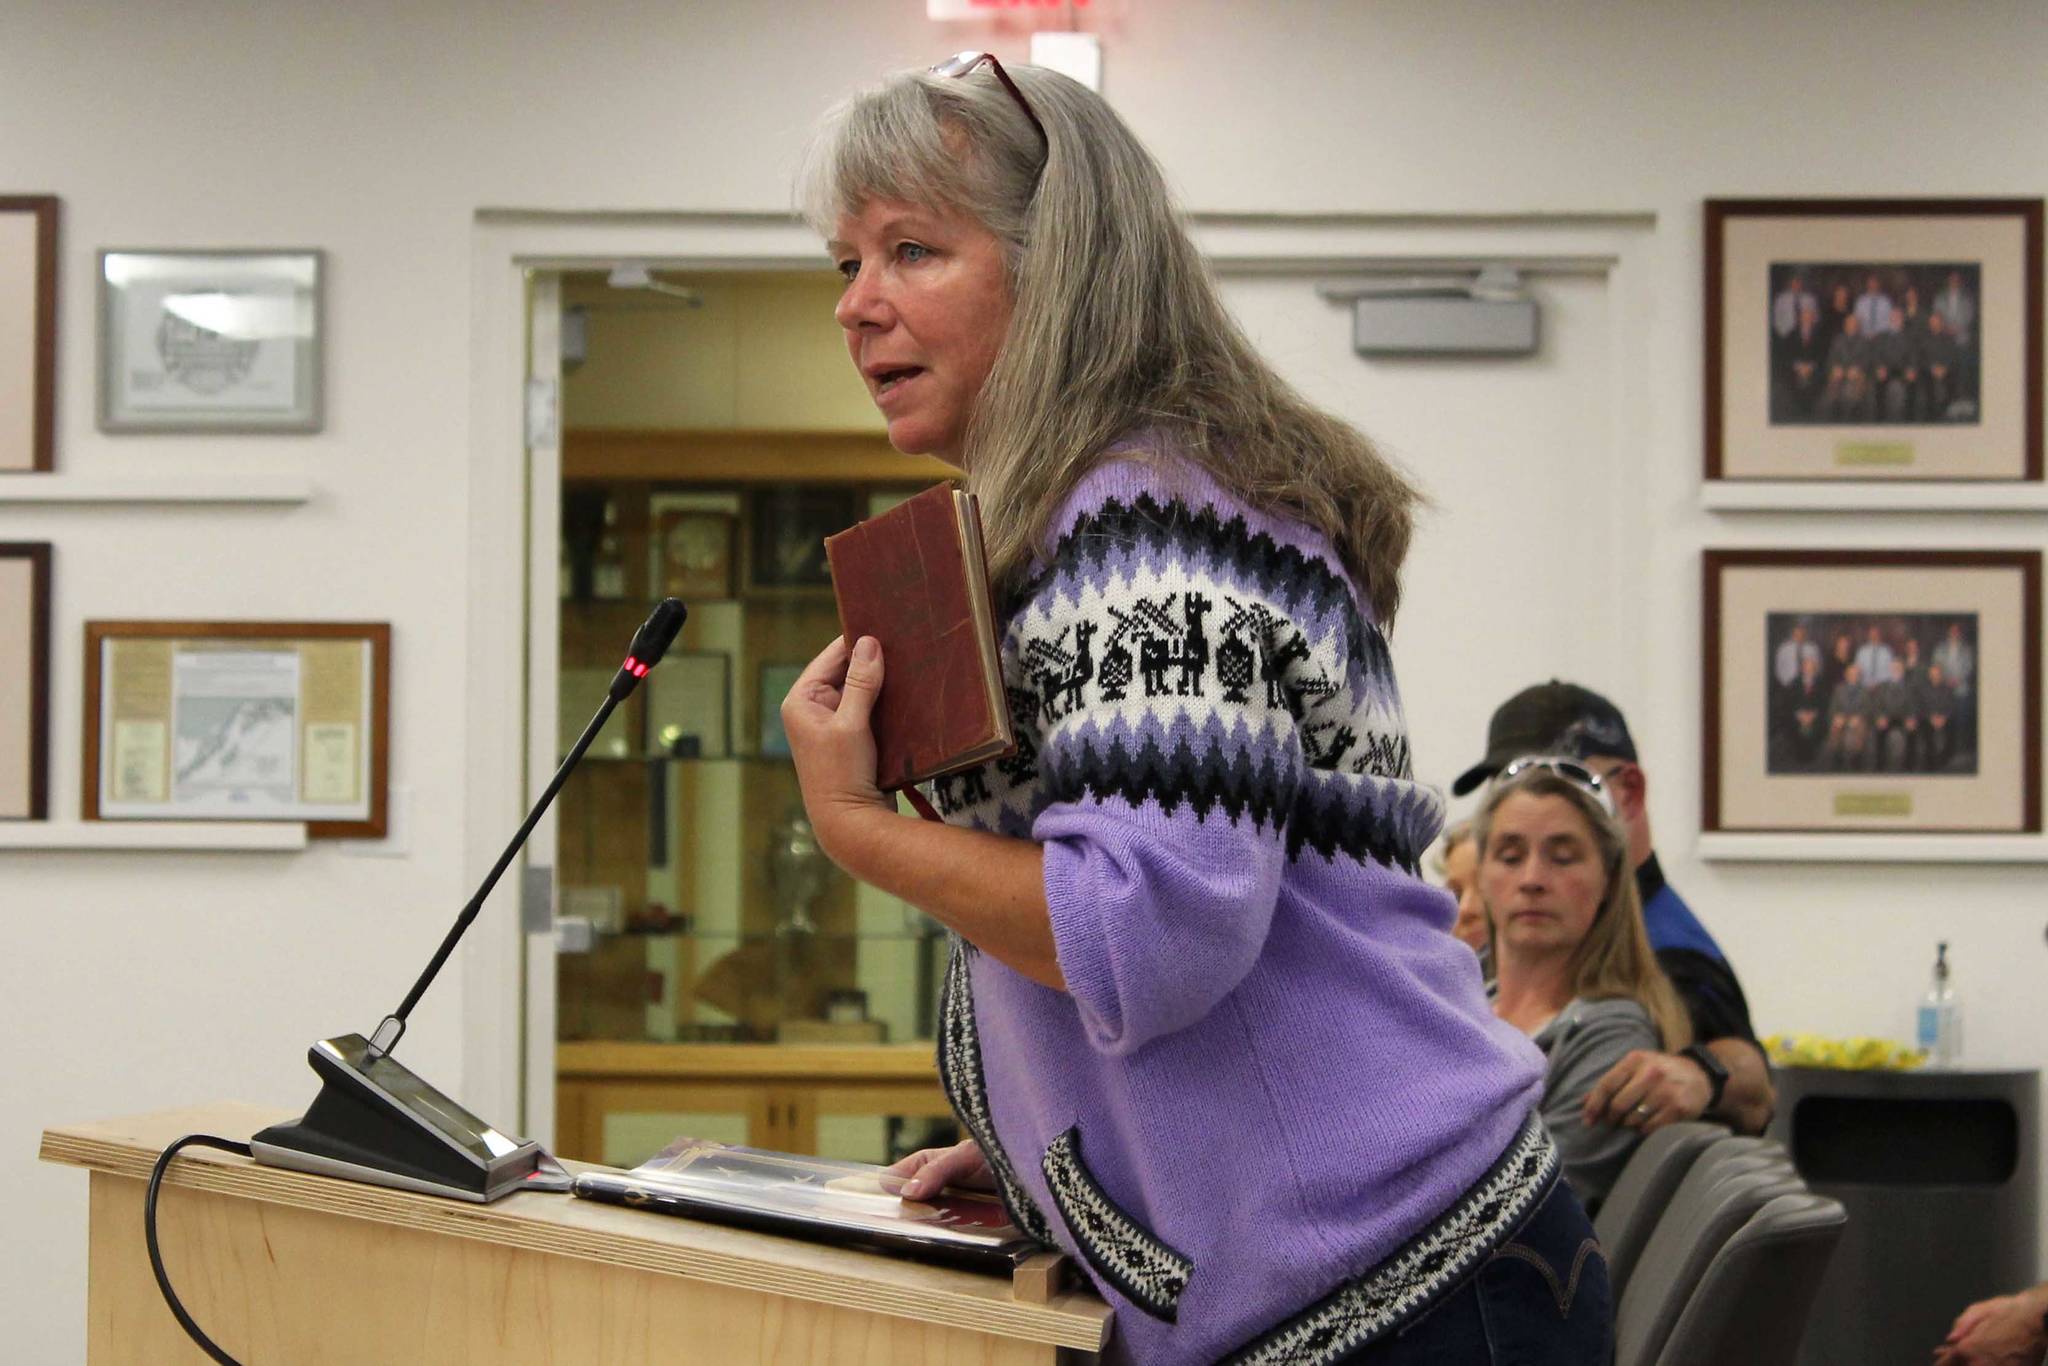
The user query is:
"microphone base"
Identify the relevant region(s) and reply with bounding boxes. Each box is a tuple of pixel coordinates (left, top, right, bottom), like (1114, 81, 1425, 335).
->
(251, 1033, 553, 1204)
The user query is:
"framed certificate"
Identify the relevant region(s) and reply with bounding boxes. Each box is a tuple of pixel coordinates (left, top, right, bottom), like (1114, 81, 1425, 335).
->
(0, 197, 57, 472)
(0, 544, 51, 818)
(83, 621, 390, 837)
(97, 248, 323, 432)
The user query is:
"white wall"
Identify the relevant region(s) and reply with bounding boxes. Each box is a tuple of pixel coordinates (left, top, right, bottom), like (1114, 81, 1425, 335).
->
(3, 2, 2045, 1359)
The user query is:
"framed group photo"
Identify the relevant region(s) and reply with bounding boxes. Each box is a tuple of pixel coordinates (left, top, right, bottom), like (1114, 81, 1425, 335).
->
(1703, 550, 2041, 835)
(98, 248, 323, 432)
(1705, 198, 2043, 483)
(1, 197, 57, 472)
(83, 621, 390, 837)
(0, 544, 51, 819)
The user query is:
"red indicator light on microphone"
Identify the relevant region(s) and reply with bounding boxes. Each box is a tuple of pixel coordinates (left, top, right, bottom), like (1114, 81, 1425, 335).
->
(623, 657, 650, 678)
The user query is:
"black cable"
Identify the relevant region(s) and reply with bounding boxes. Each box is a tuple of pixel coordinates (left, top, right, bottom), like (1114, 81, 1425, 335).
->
(145, 1133, 253, 1366)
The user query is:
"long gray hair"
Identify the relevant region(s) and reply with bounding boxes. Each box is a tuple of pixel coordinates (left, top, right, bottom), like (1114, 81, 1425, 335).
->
(796, 64, 1420, 622)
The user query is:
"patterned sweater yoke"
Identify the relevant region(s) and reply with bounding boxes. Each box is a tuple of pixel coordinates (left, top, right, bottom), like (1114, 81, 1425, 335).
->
(934, 450, 1443, 870)
(926, 447, 1550, 1365)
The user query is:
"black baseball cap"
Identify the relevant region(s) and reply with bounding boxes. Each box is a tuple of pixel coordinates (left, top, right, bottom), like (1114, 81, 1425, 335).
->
(1450, 681, 1639, 797)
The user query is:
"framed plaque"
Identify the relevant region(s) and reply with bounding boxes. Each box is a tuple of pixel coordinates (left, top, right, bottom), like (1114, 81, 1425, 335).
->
(97, 248, 323, 432)
(1705, 198, 2043, 484)
(646, 651, 731, 759)
(744, 488, 859, 597)
(0, 544, 51, 818)
(0, 197, 57, 472)
(655, 510, 735, 602)
(1704, 550, 2041, 836)
(83, 621, 390, 837)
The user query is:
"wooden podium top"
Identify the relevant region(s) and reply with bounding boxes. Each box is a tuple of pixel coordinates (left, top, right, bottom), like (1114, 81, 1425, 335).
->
(40, 1101, 1112, 1354)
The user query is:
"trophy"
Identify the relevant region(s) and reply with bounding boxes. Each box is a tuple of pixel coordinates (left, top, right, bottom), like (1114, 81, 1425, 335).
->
(768, 804, 827, 939)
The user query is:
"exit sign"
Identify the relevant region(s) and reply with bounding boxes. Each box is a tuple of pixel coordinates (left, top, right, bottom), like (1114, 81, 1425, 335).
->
(928, 0, 1092, 17)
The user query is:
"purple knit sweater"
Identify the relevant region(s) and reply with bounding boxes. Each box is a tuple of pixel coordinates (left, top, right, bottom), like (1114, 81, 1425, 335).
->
(924, 447, 1549, 1364)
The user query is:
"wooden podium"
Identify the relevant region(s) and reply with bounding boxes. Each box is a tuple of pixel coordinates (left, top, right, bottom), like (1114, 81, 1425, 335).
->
(40, 1103, 1112, 1365)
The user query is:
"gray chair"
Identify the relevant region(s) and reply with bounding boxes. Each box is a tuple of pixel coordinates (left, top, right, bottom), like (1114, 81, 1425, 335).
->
(1595, 1122, 1727, 1299)
(1614, 1154, 1807, 1366)
(1653, 1193, 1848, 1366)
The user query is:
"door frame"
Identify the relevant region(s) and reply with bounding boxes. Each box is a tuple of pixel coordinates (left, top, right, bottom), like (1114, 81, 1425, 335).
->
(465, 208, 1656, 1135)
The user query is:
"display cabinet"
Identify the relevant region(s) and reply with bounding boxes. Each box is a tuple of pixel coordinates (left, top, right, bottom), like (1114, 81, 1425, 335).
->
(552, 431, 962, 1168)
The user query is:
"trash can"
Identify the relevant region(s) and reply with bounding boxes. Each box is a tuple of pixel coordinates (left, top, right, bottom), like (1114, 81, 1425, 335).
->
(1769, 1066, 2039, 1366)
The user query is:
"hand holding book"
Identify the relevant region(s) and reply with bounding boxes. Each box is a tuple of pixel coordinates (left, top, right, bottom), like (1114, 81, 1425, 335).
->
(777, 633, 901, 853)
(780, 485, 1063, 990)
(782, 482, 1015, 836)
(824, 483, 1015, 789)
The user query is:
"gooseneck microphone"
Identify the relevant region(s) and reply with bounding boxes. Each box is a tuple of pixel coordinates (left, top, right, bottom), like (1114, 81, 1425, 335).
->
(364, 595, 689, 1063)
(613, 594, 688, 700)
(151, 599, 692, 1365)
(240, 596, 692, 1200)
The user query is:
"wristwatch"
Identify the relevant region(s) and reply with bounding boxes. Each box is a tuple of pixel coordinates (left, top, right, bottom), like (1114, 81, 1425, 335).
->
(1680, 1044, 1730, 1114)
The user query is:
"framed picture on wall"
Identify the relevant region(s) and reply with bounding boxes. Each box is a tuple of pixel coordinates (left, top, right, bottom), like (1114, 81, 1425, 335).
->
(0, 544, 51, 819)
(97, 248, 323, 432)
(0, 198, 57, 472)
(1704, 198, 2043, 483)
(743, 488, 859, 596)
(1703, 549, 2041, 835)
(83, 620, 390, 837)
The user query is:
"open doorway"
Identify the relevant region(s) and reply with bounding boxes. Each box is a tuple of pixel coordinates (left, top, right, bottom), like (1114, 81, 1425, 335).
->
(540, 266, 963, 1170)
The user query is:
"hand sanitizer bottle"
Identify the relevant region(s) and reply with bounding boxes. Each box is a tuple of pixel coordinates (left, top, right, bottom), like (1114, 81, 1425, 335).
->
(1916, 941, 1962, 1067)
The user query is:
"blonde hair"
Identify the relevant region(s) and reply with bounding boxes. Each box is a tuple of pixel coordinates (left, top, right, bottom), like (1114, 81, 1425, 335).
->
(1428, 818, 1475, 880)
(796, 65, 1421, 622)
(1474, 769, 1692, 1051)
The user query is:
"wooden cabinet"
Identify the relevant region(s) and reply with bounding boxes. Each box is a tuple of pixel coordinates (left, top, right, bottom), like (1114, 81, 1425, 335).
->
(555, 1042, 957, 1169)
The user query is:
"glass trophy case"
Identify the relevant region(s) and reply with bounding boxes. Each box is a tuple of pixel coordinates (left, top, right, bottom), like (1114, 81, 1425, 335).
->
(554, 452, 962, 1170)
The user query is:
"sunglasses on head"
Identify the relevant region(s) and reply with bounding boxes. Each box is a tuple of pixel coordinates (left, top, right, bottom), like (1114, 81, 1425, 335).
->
(930, 50, 1049, 151)
(1497, 755, 1616, 815)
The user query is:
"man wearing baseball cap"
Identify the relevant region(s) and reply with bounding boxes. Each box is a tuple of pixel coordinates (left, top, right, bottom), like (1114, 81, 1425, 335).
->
(1454, 681, 1776, 1135)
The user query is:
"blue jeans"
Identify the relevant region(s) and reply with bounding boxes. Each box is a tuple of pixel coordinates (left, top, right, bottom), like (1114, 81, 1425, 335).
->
(1359, 1179, 1613, 1365)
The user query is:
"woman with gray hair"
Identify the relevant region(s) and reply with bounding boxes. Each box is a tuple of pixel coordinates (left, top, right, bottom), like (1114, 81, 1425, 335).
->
(1475, 758, 1692, 1212)
(779, 55, 1607, 1363)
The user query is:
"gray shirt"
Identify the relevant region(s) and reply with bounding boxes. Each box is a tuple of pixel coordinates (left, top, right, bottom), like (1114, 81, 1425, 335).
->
(1531, 997, 1662, 1213)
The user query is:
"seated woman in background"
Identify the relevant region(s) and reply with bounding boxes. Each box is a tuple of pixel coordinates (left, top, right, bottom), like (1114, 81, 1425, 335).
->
(1433, 819, 1492, 965)
(1476, 758, 1692, 1212)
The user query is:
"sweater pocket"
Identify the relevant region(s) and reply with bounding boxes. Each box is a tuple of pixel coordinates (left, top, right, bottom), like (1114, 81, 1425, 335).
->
(1042, 1126, 1193, 1322)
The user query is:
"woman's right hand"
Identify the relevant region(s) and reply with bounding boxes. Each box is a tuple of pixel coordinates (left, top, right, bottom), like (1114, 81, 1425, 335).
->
(887, 1138, 994, 1199)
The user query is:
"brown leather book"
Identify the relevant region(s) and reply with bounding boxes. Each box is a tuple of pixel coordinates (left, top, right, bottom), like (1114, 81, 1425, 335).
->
(824, 483, 1014, 790)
